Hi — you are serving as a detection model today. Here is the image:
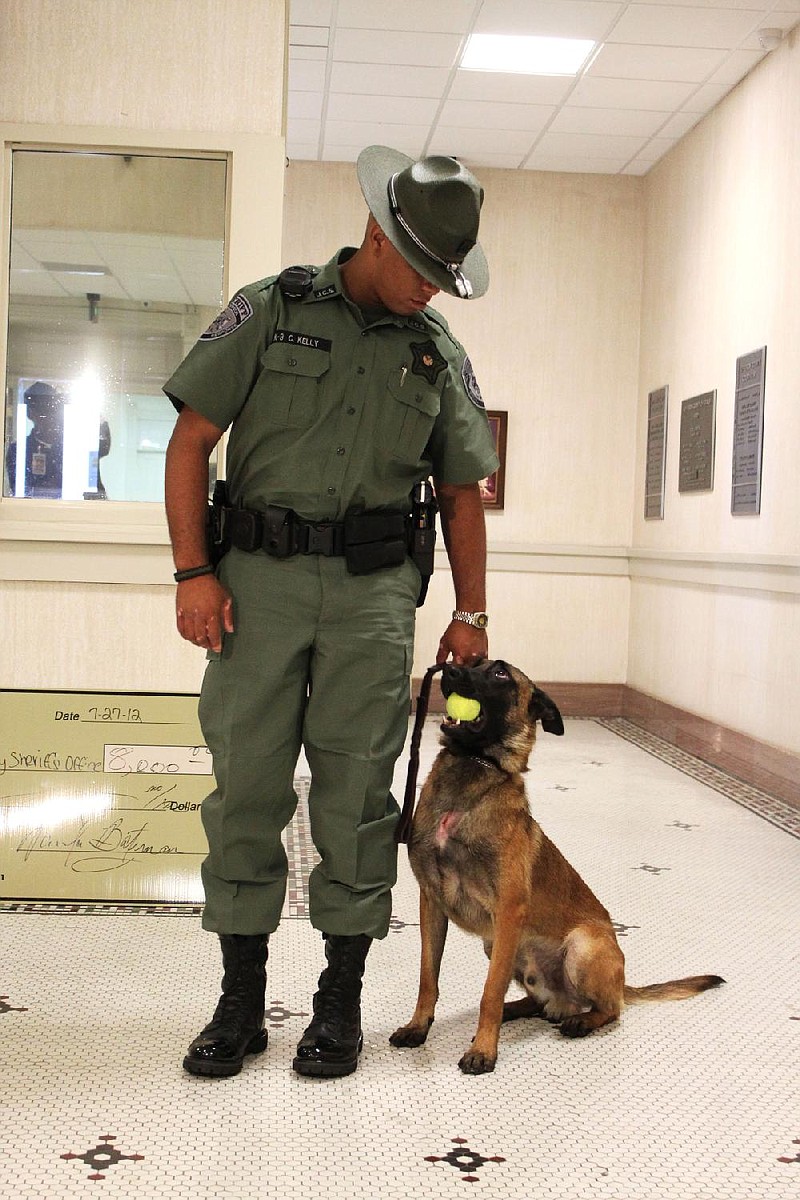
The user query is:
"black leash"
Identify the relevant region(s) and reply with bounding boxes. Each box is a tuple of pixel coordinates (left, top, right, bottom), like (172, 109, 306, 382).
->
(396, 663, 444, 845)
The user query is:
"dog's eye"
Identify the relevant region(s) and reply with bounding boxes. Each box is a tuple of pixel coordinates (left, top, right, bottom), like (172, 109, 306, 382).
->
(493, 666, 510, 680)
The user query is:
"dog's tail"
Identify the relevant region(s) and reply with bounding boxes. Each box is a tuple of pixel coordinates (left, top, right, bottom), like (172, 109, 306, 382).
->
(624, 974, 724, 1005)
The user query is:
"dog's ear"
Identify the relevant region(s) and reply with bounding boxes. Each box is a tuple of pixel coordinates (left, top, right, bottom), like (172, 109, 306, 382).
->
(529, 686, 565, 736)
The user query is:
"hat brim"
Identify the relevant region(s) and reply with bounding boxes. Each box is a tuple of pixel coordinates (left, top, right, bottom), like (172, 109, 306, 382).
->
(357, 145, 489, 299)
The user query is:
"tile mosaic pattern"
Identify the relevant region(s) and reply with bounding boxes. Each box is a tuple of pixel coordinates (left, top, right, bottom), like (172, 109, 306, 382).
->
(1, 718, 798, 1199)
(599, 717, 800, 838)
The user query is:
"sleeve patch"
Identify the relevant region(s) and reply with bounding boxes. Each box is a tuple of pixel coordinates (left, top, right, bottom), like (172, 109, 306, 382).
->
(461, 356, 485, 409)
(200, 294, 254, 340)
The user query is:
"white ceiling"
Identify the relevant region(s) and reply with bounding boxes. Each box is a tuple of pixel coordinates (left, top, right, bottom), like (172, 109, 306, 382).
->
(10, 229, 224, 309)
(10, 1, 799, 307)
(288, 0, 800, 174)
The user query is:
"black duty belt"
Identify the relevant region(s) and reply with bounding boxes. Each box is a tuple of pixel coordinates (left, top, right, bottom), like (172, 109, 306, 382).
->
(208, 488, 435, 600)
(227, 505, 347, 557)
(224, 503, 409, 576)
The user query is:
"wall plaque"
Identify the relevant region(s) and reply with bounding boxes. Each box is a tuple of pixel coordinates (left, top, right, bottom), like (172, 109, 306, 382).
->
(731, 347, 766, 515)
(644, 385, 668, 519)
(678, 391, 716, 493)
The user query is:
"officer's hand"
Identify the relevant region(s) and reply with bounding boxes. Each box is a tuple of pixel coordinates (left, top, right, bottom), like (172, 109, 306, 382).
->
(436, 621, 488, 666)
(176, 575, 234, 654)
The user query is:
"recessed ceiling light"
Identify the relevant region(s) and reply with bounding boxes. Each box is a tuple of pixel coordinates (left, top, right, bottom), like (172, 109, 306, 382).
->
(460, 33, 597, 77)
(40, 261, 110, 276)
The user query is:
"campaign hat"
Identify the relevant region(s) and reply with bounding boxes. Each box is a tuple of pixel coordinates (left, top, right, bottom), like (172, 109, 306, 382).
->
(23, 381, 65, 409)
(357, 145, 488, 299)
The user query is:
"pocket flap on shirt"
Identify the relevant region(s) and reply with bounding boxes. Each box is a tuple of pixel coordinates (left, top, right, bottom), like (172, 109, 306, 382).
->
(386, 372, 441, 417)
(261, 341, 330, 378)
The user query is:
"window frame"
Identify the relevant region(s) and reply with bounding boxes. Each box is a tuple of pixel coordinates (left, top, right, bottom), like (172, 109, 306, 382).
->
(0, 123, 284, 583)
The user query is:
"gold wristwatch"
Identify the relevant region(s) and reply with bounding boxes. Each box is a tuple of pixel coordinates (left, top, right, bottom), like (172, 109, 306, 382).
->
(452, 610, 489, 629)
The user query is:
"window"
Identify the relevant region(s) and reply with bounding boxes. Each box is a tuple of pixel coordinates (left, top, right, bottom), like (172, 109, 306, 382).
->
(3, 149, 226, 503)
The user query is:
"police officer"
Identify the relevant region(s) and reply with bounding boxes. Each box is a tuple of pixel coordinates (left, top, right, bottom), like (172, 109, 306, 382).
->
(164, 145, 499, 1080)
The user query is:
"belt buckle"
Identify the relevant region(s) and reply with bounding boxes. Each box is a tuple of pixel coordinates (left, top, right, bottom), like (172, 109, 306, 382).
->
(305, 522, 335, 555)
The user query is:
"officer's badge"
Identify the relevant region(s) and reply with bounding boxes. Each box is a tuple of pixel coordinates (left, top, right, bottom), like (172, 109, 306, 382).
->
(200, 294, 254, 340)
(410, 340, 447, 386)
(461, 355, 485, 409)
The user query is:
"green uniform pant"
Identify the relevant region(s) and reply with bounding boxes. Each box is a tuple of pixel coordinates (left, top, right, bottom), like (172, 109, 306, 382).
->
(197, 546, 419, 940)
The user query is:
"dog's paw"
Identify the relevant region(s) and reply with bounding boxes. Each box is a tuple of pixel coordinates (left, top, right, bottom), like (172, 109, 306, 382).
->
(559, 1016, 593, 1038)
(458, 1049, 496, 1074)
(501, 996, 547, 1023)
(389, 1020, 432, 1048)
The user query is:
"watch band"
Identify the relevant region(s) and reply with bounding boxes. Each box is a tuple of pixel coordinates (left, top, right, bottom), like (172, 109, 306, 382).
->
(452, 609, 489, 629)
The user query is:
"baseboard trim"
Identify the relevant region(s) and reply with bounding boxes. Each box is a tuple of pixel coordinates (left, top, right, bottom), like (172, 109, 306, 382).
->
(411, 677, 799, 811)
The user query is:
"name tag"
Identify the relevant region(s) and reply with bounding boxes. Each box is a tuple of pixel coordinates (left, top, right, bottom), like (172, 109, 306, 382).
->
(273, 329, 332, 352)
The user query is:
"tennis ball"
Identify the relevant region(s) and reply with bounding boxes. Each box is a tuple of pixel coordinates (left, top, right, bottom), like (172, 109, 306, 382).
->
(446, 693, 481, 722)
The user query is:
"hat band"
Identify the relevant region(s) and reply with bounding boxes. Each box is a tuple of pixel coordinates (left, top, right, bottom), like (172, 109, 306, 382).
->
(387, 174, 473, 299)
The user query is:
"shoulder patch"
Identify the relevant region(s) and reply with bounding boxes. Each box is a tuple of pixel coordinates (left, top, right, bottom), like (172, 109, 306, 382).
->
(461, 356, 485, 409)
(200, 294, 254, 340)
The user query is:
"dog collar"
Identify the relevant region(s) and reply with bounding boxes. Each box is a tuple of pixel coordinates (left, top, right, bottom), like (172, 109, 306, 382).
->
(469, 754, 504, 773)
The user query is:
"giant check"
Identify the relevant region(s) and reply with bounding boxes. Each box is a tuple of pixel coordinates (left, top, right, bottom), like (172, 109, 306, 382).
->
(0, 691, 210, 903)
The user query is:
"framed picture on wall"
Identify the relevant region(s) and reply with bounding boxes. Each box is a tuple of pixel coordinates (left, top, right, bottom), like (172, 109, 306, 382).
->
(479, 410, 508, 510)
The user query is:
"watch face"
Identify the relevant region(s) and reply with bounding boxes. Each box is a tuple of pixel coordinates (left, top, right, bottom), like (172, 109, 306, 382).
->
(475, 613, 489, 628)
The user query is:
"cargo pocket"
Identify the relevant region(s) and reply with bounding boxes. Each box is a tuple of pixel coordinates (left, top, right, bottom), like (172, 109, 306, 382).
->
(253, 341, 330, 427)
(353, 799, 401, 890)
(382, 373, 441, 462)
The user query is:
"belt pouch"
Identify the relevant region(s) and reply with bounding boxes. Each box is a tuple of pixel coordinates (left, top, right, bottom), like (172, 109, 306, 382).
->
(344, 511, 407, 575)
(262, 506, 298, 557)
(228, 508, 262, 552)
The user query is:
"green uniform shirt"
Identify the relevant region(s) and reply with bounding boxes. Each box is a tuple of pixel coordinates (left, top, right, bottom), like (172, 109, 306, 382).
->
(164, 249, 499, 521)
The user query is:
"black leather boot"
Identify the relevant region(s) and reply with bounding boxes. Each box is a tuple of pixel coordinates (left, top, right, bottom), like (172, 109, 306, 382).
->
(293, 933, 372, 1078)
(183, 934, 269, 1077)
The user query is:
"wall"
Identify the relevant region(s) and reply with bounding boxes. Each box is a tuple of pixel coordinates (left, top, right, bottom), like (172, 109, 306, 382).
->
(0, 1, 288, 698)
(630, 28, 800, 755)
(281, 161, 643, 679)
(0, 0, 285, 135)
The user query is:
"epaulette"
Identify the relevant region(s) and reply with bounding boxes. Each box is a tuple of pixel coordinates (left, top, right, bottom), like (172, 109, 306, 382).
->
(421, 307, 466, 357)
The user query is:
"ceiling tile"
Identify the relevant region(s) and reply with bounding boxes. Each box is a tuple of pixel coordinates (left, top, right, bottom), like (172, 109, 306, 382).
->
(290, 24, 329, 48)
(327, 94, 441, 124)
(322, 121, 431, 153)
(438, 98, 556, 132)
(428, 126, 538, 155)
(657, 109, 703, 137)
(631, 0, 786, 8)
(681, 81, 731, 109)
(291, 0, 333, 22)
(332, 28, 462, 67)
(450, 68, 574, 105)
(289, 118, 322, 143)
(475, 0, 624, 39)
(289, 45, 328, 61)
(607, 5, 766, 49)
(589, 42, 728, 80)
(289, 59, 328, 91)
(461, 151, 528, 169)
(707, 47, 765, 82)
(10, 271, 66, 297)
(288, 91, 325, 120)
(337, 0, 472, 33)
(525, 153, 634, 171)
(535, 129, 648, 156)
(635, 134, 680, 158)
(570, 75, 698, 108)
(551, 105, 672, 135)
(329, 62, 451, 97)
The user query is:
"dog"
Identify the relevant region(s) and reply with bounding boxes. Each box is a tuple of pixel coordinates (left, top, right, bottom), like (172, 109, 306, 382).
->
(390, 659, 724, 1074)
